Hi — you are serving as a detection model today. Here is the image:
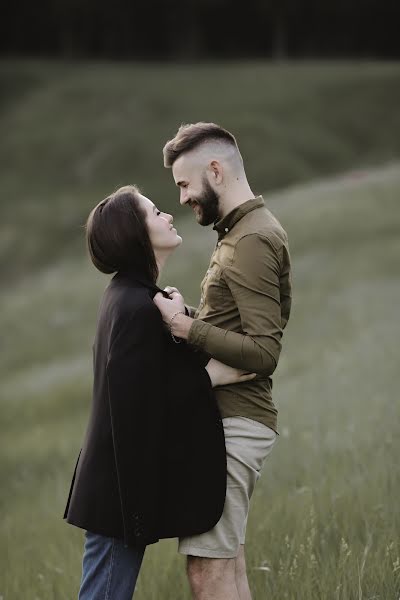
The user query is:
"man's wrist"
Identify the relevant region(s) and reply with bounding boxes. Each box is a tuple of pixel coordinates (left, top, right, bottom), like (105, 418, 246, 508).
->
(171, 312, 193, 340)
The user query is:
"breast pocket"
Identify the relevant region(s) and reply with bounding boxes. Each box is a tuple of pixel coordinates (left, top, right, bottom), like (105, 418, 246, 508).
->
(202, 265, 231, 313)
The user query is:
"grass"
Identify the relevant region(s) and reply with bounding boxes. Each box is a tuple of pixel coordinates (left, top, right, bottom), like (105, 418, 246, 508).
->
(1, 60, 400, 282)
(1, 162, 400, 598)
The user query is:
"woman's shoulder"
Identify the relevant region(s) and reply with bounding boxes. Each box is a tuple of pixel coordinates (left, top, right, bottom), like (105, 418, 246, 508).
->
(104, 280, 162, 327)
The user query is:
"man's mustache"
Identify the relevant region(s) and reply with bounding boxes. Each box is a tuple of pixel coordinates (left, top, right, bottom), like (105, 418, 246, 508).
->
(188, 199, 200, 209)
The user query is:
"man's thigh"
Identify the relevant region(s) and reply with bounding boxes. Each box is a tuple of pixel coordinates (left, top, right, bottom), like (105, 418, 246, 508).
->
(179, 417, 276, 559)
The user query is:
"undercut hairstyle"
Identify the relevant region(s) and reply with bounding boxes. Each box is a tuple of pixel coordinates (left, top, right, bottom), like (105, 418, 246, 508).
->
(163, 122, 239, 168)
(85, 185, 159, 283)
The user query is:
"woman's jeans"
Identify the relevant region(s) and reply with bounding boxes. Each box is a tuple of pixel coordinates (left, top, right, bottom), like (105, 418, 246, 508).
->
(78, 531, 146, 600)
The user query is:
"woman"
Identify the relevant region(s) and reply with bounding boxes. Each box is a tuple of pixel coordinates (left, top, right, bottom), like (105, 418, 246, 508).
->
(64, 185, 255, 599)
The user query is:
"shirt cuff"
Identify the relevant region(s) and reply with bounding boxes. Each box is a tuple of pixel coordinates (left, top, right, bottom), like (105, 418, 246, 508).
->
(187, 319, 211, 349)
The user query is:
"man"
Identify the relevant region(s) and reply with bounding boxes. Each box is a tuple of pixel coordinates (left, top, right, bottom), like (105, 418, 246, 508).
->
(154, 122, 292, 600)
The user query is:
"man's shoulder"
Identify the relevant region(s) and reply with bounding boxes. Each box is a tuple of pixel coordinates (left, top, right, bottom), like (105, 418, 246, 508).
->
(235, 206, 288, 251)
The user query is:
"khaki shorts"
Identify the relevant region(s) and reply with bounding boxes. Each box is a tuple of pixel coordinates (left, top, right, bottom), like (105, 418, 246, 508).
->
(178, 416, 276, 559)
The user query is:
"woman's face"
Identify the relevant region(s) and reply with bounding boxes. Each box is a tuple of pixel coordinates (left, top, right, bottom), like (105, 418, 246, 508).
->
(138, 194, 182, 253)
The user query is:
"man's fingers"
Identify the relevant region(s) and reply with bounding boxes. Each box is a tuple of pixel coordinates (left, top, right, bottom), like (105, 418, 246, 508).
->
(240, 373, 257, 381)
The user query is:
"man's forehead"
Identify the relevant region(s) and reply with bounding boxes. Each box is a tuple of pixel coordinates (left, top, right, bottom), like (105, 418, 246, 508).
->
(172, 154, 196, 182)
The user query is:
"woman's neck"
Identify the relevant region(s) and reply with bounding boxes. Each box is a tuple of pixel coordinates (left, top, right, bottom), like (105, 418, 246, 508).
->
(155, 249, 171, 276)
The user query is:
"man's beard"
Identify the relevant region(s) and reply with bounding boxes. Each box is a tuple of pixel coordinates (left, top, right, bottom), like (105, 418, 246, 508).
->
(188, 178, 220, 226)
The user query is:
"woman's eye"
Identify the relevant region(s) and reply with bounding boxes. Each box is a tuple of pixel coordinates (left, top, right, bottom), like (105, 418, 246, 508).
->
(156, 210, 161, 216)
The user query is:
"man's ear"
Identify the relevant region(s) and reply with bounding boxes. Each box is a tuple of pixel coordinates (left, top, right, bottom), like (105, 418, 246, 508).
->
(209, 160, 223, 184)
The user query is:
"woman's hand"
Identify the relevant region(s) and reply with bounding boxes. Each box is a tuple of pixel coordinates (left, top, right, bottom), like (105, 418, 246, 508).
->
(205, 358, 257, 388)
(164, 286, 184, 302)
(154, 291, 185, 322)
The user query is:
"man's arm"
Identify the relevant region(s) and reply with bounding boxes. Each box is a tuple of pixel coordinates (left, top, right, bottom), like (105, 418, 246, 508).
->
(171, 234, 285, 376)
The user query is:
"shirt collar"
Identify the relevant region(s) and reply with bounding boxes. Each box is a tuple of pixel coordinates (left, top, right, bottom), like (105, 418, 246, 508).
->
(213, 196, 264, 239)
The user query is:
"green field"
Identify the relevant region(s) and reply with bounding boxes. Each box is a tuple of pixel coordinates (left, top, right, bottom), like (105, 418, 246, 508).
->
(1, 61, 400, 599)
(1, 60, 400, 282)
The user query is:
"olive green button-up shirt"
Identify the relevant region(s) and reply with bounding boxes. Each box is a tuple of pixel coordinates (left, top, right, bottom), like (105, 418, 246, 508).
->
(187, 196, 292, 433)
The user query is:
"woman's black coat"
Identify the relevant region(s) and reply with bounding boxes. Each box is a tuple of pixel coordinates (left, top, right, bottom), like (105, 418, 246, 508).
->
(64, 271, 226, 547)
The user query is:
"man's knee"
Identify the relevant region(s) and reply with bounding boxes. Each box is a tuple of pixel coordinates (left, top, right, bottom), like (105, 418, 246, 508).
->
(187, 556, 235, 590)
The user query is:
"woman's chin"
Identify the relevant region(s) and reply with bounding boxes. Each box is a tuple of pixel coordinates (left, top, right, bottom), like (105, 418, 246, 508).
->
(164, 235, 183, 253)
(174, 234, 183, 247)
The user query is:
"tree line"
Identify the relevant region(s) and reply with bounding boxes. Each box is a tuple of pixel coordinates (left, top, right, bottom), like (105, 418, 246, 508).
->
(2, 0, 399, 59)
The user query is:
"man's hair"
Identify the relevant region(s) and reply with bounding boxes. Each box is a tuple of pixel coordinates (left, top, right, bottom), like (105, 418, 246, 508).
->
(85, 185, 159, 282)
(163, 122, 239, 168)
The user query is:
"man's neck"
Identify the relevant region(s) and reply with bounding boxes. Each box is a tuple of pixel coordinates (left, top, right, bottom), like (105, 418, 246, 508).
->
(218, 182, 255, 219)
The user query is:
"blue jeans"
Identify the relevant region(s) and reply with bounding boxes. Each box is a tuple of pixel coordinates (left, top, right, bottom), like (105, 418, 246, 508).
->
(78, 531, 146, 599)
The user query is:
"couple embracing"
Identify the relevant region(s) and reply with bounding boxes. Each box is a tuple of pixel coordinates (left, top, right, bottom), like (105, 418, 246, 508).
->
(64, 122, 292, 599)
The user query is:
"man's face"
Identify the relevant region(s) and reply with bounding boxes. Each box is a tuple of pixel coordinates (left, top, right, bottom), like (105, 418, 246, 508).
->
(172, 155, 220, 226)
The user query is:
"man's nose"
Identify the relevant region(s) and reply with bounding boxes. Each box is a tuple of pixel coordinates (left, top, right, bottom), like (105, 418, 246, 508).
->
(180, 190, 188, 205)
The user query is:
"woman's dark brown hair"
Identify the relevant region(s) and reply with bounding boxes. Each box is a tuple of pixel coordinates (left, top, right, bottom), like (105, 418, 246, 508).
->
(85, 185, 159, 283)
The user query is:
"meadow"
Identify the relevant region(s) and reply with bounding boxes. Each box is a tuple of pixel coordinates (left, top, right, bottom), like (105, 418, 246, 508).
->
(1, 61, 399, 599)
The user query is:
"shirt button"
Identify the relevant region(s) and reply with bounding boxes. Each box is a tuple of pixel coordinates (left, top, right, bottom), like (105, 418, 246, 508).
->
(224, 228, 229, 233)
(217, 241, 222, 247)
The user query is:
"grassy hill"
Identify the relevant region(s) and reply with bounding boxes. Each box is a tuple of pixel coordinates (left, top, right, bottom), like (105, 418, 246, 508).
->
(1, 60, 400, 282)
(1, 161, 399, 599)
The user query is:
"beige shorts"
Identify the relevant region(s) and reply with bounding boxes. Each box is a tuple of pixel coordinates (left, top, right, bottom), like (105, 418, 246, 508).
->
(178, 416, 276, 559)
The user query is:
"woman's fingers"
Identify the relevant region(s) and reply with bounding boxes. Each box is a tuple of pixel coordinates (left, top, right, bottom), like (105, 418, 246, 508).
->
(164, 286, 180, 295)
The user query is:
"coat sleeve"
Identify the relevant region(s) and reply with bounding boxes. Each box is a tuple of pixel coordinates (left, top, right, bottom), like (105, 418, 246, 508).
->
(106, 302, 166, 546)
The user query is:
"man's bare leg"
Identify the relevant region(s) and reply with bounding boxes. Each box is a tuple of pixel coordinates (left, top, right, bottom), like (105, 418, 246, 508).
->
(187, 556, 240, 600)
(235, 545, 252, 600)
